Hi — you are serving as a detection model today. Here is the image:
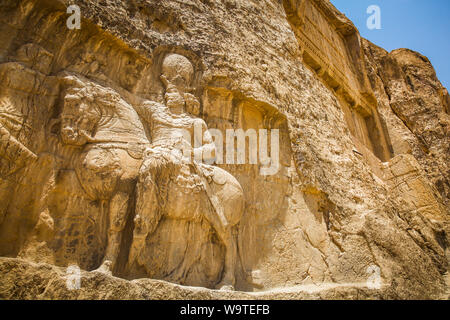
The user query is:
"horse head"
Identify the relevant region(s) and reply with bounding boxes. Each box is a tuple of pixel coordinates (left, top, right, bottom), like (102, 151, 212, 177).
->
(60, 91, 99, 146)
(59, 74, 121, 146)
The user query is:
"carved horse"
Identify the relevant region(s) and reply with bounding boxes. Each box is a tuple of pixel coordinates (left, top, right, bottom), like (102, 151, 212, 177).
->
(59, 74, 148, 274)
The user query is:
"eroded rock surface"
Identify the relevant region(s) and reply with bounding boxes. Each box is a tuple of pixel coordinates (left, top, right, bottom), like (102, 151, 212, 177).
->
(0, 0, 448, 299)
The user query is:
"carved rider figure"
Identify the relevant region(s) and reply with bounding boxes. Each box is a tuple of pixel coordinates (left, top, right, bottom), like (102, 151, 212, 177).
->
(131, 54, 244, 290)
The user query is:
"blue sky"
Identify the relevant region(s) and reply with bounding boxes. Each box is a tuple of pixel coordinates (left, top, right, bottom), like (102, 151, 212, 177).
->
(330, 0, 450, 89)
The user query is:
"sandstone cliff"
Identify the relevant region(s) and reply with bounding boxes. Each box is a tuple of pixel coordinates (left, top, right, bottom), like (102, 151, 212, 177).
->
(0, 0, 448, 299)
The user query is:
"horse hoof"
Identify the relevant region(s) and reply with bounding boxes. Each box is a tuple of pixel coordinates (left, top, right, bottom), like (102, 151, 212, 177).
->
(218, 284, 235, 291)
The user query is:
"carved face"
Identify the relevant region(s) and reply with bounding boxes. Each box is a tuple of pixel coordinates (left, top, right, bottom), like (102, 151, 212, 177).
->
(60, 98, 99, 146)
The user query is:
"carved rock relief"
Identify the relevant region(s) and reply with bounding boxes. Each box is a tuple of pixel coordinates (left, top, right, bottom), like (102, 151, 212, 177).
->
(0, 0, 447, 298)
(0, 40, 299, 291)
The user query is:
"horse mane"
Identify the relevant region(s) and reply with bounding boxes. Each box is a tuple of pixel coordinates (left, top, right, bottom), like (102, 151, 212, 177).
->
(61, 73, 124, 126)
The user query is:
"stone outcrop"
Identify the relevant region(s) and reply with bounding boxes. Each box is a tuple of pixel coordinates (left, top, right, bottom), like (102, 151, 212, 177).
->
(0, 0, 448, 299)
(363, 41, 450, 209)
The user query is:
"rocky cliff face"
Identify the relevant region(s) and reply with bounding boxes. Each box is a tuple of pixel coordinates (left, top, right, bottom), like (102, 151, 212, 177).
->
(0, 0, 448, 299)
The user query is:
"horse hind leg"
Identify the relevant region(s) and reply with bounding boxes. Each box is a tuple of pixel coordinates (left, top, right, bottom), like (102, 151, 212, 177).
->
(216, 227, 238, 291)
(95, 191, 130, 275)
(213, 179, 245, 290)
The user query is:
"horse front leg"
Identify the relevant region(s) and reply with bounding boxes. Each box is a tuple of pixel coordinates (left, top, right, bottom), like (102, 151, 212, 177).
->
(128, 175, 161, 266)
(95, 191, 130, 275)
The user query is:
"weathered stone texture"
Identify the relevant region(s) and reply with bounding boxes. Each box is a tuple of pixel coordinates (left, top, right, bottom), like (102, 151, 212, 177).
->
(0, 0, 448, 299)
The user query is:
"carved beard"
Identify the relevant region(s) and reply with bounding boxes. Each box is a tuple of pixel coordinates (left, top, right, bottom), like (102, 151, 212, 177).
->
(165, 91, 186, 112)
